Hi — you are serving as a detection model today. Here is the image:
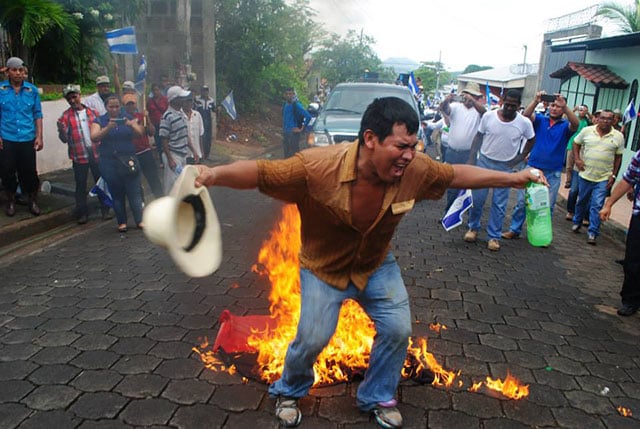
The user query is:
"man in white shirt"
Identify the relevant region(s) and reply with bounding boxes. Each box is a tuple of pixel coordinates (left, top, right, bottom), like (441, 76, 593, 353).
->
(182, 95, 204, 160)
(464, 89, 536, 251)
(82, 75, 112, 116)
(438, 82, 486, 211)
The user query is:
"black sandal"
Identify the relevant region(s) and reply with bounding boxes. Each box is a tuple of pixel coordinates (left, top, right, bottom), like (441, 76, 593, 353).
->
(117, 224, 128, 233)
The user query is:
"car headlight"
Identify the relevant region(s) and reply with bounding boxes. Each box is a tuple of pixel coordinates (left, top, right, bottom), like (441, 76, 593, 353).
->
(314, 133, 331, 146)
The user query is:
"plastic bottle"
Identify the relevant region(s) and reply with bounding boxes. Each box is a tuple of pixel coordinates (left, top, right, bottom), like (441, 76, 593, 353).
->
(525, 174, 553, 247)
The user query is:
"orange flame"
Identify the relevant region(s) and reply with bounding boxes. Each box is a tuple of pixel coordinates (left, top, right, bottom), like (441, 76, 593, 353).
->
(199, 205, 528, 399)
(468, 381, 483, 392)
(483, 372, 529, 400)
(617, 406, 632, 417)
(429, 323, 448, 334)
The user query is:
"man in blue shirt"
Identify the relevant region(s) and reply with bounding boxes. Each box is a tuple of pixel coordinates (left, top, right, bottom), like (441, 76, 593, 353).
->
(282, 87, 311, 158)
(0, 57, 44, 216)
(502, 92, 579, 240)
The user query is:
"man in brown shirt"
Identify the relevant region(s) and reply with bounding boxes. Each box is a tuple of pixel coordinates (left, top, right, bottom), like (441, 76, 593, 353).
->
(195, 97, 545, 428)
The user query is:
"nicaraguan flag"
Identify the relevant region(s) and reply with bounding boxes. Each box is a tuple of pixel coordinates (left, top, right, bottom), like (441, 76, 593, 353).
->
(135, 55, 146, 94)
(408, 72, 419, 96)
(441, 189, 473, 231)
(486, 82, 491, 108)
(222, 91, 237, 120)
(623, 100, 637, 124)
(105, 26, 138, 54)
(89, 177, 113, 208)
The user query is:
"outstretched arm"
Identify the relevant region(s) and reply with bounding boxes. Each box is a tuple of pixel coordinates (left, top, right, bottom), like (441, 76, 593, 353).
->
(195, 161, 259, 189)
(450, 164, 547, 190)
(600, 179, 634, 221)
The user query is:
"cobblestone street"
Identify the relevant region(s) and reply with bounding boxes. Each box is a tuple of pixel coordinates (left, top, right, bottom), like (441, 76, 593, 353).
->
(0, 183, 639, 428)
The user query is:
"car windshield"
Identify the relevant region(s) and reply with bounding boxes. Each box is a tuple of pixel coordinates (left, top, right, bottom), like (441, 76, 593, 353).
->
(324, 86, 416, 114)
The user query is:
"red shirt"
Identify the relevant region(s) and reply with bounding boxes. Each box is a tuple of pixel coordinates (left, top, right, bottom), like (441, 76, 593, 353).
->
(147, 95, 168, 126)
(131, 112, 152, 154)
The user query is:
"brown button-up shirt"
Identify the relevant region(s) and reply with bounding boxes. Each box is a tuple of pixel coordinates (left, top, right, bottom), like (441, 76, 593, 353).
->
(256, 142, 454, 291)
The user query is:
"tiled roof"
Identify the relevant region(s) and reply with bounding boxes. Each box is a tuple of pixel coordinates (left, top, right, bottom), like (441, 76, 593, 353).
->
(550, 62, 628, 89)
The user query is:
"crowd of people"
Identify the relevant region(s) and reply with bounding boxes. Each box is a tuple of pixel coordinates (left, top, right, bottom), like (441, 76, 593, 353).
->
(420, 87, 628, 250)
(0, 56, 216, 232)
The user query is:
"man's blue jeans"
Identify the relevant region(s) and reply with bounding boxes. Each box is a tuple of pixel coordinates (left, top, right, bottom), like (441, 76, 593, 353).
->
(573, 176, 608, 237)
(268, 252, 411, 411)
(507, 168, 562, 235)
(443, 148, 471, 213)
(468, 155, 513, 240)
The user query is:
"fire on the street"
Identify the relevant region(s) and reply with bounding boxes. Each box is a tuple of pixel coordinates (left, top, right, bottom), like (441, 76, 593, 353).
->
(197, 205, 529, 400)
(468, 371, 529, 400)
(617, 406, 633, 417)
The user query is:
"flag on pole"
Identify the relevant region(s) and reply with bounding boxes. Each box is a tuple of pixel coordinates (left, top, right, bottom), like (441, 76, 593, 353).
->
(222, 91, 237, 120)
(441, 189, 473, 231)
(105, 26, 138, 54)
(486, 81, 491, 109)
(135, 55, 146, 94)
(408, 72, 419, 97)
(623, 100, 637, 124)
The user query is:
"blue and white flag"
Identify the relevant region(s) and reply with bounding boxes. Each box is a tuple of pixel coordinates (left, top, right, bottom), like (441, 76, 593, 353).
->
(222, 91, 237, 120)
(135, 55, 146, 94)
(105, 26, 138, 54)
(441, 189, 473, 231)
(486, 82, 491, 109)
(89, 177, 113, 208)
(623, 100, 637, 124)
(408, 72, 419, 97)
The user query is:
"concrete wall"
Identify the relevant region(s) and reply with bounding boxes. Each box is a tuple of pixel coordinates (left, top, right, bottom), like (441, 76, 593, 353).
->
(37, 99, 73, 175)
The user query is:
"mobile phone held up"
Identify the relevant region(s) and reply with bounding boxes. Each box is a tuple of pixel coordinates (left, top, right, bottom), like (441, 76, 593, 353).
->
(540, 94, 556, 103)
(114, 118, 126, 126)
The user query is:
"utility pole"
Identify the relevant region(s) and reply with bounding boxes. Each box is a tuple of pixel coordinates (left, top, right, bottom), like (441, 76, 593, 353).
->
(522, 45, 528, 74)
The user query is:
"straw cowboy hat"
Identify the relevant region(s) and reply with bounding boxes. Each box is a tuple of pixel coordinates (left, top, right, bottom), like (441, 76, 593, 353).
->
(143, 166, 222, 277)
(462, 82, 482, 97)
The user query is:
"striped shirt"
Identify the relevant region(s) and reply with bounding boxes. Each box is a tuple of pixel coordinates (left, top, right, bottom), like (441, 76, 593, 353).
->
(574, 125, 624, 182)
(257, 142, 454, 291)
(159, 106, 189, 155)
(622, 150, 640, 216)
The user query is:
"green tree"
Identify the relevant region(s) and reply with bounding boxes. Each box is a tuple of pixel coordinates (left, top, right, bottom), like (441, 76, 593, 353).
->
(215, 0, 318, 111)
(462, 64, 493, 74)
(596, 0, 640, 33)
(414, 61, 452, 95)
(310, 30, 389, 85)
(0, 0, 79, 78)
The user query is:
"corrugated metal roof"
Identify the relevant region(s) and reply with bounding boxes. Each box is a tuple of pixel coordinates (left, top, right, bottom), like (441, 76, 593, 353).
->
(549, 62, 628, 89)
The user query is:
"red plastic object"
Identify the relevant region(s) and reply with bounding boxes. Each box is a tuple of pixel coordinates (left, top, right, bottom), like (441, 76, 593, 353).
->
(213, 310, 277, 353)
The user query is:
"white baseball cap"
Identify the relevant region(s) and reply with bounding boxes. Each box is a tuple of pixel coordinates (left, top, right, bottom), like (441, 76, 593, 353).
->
(167, 85, 191, 102)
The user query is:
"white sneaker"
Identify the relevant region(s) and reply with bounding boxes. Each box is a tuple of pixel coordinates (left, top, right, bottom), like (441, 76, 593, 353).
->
(275, 397, 302, 427)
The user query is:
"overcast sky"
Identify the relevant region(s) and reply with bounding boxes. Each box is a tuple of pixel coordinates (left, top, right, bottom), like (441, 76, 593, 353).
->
(308, 0, 627, 71)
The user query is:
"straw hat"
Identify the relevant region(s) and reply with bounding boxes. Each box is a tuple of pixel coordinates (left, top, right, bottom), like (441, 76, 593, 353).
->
(143, 166, 222, 277)
(462, 82, 482, 97)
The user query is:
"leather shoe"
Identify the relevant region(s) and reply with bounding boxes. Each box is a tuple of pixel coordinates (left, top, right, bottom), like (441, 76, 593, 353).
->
(28, 201, 41, 216)
(5, 201, 16, 217)
(501, 231, 519, 239)
(617, 304, 639, 317)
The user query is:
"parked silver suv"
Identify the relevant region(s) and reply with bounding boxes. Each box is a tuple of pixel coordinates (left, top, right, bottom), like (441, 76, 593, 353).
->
(309, 82, 420, 146)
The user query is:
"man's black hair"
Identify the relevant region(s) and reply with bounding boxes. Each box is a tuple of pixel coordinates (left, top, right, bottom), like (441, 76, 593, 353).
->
(358, 97, 419, 145)
(504, 89, 522, 103)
